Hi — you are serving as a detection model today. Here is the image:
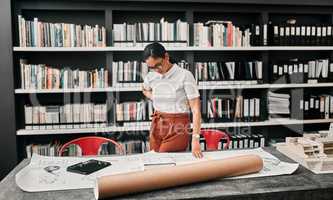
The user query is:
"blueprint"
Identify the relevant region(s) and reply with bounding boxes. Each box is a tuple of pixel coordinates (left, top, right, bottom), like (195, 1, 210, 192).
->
(15, 148, 299, 192)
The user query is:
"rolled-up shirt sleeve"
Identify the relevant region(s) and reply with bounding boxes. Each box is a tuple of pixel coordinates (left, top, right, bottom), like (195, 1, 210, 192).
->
(183, 70, 200, 100)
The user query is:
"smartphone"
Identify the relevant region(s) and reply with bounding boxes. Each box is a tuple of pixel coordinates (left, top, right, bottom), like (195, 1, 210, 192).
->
(67, 159, 111, 175)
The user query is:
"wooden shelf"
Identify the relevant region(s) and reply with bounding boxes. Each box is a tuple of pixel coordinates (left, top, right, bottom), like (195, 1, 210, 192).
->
(13, 46, 333, 52)
(16, 118, 333, 135)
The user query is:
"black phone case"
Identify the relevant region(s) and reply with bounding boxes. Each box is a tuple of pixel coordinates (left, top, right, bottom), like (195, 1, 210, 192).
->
(67, 159, 111, 175)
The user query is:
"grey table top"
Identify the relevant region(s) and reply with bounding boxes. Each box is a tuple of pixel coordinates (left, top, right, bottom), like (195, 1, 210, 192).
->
(1, 147, 333, 200)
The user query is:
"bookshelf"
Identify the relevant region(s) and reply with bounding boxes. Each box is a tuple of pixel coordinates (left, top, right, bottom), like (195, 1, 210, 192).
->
(16, 118, 333, 136)
(13, 46, 333, 51)
(14, 82, 333, 94)
(1, 0, 333, 178)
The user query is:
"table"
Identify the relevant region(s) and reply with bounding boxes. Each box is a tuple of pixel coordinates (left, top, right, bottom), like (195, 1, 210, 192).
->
(1, 147, 333, 200)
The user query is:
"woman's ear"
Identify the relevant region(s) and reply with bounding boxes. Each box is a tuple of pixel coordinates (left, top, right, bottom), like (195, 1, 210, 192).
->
(164, 52, 170, 62)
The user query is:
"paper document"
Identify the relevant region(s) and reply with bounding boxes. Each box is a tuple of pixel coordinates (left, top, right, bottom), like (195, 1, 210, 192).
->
(137, 148, 299, 179)
(16, 148, 298, 192)
(16, 154, 144, 192)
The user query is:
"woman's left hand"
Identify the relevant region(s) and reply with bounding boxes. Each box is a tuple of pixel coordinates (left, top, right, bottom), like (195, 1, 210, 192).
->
(191, 140, 203, 158)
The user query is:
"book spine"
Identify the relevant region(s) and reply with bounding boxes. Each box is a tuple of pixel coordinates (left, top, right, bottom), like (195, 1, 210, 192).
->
(17, 16, 106, 47)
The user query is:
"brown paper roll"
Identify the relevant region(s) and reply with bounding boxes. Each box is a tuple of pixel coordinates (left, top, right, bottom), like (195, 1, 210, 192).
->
(94, 154, 263, 199)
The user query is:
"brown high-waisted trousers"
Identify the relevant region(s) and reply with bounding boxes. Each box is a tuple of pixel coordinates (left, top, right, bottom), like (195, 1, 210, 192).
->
(149, 110, 190, 152)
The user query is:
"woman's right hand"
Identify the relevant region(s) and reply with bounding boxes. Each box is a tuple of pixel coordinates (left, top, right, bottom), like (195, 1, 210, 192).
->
(142, 85, 153, 100)
(191, 138, 203, 158)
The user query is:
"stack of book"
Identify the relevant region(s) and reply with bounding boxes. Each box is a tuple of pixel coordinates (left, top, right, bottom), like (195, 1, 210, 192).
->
(25, 140, 125, 158)
(25, 141, 63, 158)
(291, 93, 333, 120)
(116, 100, 153, 122)
(177, 60, 191, 71)
(270, 24, 333, 46)
(119, 140, 150, 154)
(207, 96, 262, 122)
(199, 133, 265, 150)
(270, 58, 332, 84)
(20, 59, 109, 89)
(98, 142, 121, 155)
(112, 61, 149, 87)
(267, 91, 290, 119)
(250, 24, 268, 46)
(194, 21, 267, 47)
(227, 133, 265, 149)
(195, 60, 263, 85)
(24, 103, 107, 129)
(112, 60, 190, 87)
(112, 18, 189, 47)
(17, 15, 106, 47)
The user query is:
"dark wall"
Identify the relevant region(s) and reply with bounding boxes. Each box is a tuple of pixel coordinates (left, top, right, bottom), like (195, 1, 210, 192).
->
(0, 0, 17, 180)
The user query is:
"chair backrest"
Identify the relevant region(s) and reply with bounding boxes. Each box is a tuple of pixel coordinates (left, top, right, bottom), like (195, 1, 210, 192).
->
(201, 129, 230, 150)
(59, 136, 124, 156)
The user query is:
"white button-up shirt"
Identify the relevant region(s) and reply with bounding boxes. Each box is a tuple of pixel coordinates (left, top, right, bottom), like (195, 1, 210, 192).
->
(143, 64, 200, 113)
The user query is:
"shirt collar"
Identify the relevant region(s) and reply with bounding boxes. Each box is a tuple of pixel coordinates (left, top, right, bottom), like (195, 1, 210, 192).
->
(159, 64, 178, 79)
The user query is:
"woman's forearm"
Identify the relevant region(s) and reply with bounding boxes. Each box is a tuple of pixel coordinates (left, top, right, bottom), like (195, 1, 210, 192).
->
(190, 98, 201, 135)
(190, 98, 203, 158)
(192, 109, 201, 135)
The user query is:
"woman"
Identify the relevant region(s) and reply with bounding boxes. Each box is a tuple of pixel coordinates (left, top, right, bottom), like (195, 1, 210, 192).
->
(142, 42, 203, 158)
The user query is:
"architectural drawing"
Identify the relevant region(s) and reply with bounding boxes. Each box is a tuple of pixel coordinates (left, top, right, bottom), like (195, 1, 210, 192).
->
(15, 148, 298, 192)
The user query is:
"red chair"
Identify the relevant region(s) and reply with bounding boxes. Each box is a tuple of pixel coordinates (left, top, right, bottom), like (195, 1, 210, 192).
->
(59, 136, 124, 156)
(200, 129, 230, 151)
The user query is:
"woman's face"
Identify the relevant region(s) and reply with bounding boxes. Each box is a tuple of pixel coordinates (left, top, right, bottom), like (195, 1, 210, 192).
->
(145, 56, 164, 73)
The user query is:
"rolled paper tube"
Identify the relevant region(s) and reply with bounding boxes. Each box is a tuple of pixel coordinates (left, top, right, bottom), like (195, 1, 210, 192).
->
(94, 154, 263, 199)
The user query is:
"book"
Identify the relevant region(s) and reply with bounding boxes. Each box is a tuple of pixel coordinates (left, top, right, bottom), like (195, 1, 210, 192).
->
(195, 61, 263, 85)
(17, 15, 106, 47)
(112, 18, 189, 47)
(269, 24, 333, 46)
(119, 140, 150, 154)
(116, 100, 153, 122)
(24, 103, 107, 129)
(25, 141, 63, 158)
(300, 94, 332, 120)
(206, 95, 263, 122)
(250, 24, 268, 46)
(19, 59, 108, 89)
(24, 138, 149, 158)
(194, 21, 267, 47)
(270, 58, 331, 84)
(112, 60, 190, 87)
(199, 132, 265, 150)
(289, 89, 333, 120)
(112, 61, 148, 87)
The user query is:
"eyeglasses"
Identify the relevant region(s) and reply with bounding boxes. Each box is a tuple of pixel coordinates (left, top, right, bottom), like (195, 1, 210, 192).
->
(149, 62, 162, 69)
(148, 58, 163, 69)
